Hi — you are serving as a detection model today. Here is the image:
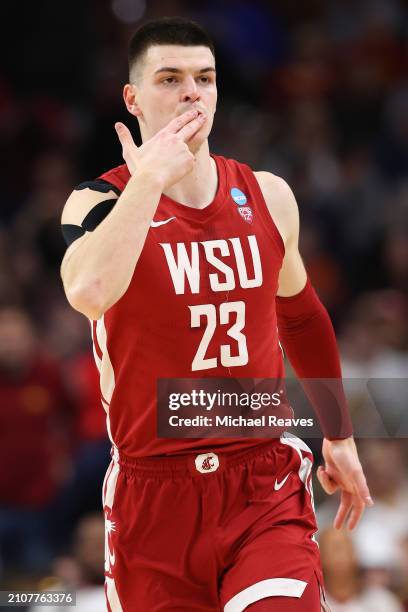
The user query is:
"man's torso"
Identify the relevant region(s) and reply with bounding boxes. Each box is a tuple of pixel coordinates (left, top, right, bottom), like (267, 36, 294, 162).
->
(92, 154, 286, 457)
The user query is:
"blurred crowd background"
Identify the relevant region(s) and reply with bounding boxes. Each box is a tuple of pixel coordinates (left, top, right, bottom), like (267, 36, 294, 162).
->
(0, 0, 407, 610)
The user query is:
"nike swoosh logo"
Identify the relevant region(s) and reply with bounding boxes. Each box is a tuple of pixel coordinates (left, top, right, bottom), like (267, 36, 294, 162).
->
(150, 217, 176, 228)
(274, 472, 292, 491)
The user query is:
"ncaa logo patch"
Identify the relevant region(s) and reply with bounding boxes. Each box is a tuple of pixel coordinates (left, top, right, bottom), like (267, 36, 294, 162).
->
(230, 187, 247, 206)
(237, 206, 253, 224)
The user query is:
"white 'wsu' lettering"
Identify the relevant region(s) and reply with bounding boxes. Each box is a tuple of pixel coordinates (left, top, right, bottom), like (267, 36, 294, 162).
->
(159, 235, 263, 295)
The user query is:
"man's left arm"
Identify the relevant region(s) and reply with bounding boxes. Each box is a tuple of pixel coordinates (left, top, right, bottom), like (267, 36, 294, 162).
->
(255, 171, 373, 530)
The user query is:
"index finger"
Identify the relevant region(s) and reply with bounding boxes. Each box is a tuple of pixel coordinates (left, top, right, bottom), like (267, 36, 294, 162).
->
(163, 109, 199, 134)
(177, 113, 207, 142)
(115, 122, 138, 151)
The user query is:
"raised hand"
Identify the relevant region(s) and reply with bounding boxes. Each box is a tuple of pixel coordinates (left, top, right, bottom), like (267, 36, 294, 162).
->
(114, 109, 207, 189)
(317, 437, 374, 530)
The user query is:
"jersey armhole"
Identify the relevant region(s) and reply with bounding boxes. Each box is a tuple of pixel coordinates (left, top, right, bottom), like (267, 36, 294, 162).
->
(98, 163, 130, 194)
(240, 165, 285, 258)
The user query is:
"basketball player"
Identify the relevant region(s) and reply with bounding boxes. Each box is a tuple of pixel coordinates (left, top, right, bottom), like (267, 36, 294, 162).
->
(60, 17, 373, 612)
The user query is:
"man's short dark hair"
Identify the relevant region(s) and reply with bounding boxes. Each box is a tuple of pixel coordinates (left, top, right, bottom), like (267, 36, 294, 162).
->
(128, 17, 215, 81)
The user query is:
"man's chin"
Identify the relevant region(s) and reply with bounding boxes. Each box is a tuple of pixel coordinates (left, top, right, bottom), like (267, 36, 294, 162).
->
(187, 133, 207, 155)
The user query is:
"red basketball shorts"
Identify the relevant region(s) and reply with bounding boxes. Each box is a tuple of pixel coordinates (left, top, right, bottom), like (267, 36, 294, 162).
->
(102, 434, 328, 611)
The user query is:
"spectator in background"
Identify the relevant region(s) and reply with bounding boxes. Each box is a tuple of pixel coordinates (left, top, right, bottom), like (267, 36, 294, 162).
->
(338, 291, 408, 436)
(383, 225, 408, 294)
(318, 440, 408, 582)
(340, 290, 408, 378)
(396, 533, 408, 610)
(319, 527, 403, 611)
(10, 153, 75, 316)
(352, 441, 408, 576)
(48, 345, 110, 552)
(39, 302, 110, 553)
(0, 306, 74, 576)
(30, 513, 105, 612)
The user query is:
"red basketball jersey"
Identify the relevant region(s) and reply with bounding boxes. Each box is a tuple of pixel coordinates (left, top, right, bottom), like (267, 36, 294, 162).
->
(92, 155, 285, 457)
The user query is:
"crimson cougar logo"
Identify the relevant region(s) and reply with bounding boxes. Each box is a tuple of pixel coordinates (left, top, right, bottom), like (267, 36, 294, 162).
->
(195, 452, 219, 473)
(201, 457, 214, 471)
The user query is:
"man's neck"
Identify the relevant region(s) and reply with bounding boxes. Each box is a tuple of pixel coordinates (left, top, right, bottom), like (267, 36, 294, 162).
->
(163, 142, 218, 209)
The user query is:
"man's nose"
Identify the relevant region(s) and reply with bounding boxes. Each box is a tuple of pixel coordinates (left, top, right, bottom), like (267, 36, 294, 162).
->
(181, 77, 200, 103)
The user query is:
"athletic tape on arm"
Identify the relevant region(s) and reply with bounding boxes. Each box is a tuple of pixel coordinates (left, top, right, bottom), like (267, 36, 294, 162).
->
(61, 180, 119, 247)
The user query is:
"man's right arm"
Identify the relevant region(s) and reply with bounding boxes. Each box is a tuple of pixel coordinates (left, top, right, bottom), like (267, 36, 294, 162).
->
(60, 169, 162, 320)
(60, 109, 206, 320)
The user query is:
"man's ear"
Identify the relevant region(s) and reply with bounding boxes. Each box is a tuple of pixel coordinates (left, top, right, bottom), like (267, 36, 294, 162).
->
(123, 84, 143, 118)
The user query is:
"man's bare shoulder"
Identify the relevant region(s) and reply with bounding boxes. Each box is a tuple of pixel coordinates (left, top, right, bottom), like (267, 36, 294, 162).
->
(254, 171, 299, 245)
(61, 185, 118, 226)
(60, 182, 119, 278)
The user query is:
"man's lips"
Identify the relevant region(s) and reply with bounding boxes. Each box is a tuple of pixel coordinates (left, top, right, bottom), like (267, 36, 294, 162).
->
(178, 106, 207, 118)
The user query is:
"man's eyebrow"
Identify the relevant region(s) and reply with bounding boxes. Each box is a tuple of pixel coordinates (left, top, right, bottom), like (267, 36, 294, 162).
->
(153, 66, 216, 75)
